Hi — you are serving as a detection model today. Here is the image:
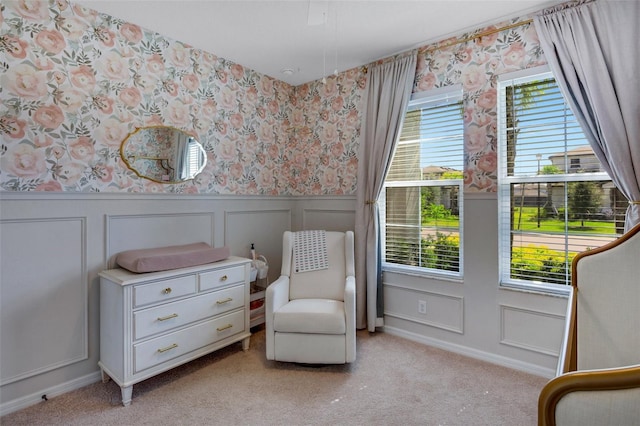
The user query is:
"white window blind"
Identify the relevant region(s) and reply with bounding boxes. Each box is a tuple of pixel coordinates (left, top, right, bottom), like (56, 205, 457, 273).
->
(381, 86, 464, 277)
(187, 139, 200, 176)
(498, 69, 622, 292)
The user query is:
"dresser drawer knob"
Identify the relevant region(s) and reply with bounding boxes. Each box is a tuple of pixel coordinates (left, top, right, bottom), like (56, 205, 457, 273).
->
(216, 297, 233, 305)
(157, 313, 178, 321)
(217, 324, 233, 331)
(162, 287, 172, 295)
(157, 343, 178, 353)
(220, 275, 228, 282)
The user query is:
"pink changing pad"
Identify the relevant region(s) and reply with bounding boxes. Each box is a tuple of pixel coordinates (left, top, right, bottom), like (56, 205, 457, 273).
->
(116, 242, 230, 273)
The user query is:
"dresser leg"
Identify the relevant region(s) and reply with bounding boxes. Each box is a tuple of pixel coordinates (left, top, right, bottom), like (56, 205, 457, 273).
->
(121, 385, 133, 406)
(242, 336, 250, 351)
(100, 368, 110, 383)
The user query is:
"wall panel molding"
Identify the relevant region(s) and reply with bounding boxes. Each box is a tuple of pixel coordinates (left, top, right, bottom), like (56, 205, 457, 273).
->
(0, 217, 87, 385)
(224, 209, 292, 282)
(105, 212, 215, 268)
(500, 304, 564, 356)
(301, 208, 356, 231)
(384, 283, 464, 334)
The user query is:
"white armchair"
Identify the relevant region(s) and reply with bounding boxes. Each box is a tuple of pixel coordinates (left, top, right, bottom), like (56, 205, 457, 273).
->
(265, 230, 356, 364)
(538, 223, 640, 426)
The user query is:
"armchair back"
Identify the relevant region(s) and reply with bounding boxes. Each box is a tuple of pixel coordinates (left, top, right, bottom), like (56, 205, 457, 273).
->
(538, 223, 640, 426)
(570, 222, 640, 372)
(281, 231, 354, 301)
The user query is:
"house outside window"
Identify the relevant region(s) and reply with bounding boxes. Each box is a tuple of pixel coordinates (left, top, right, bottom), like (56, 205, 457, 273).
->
(497, 66, 623, 293)
(554, 147, 602, 174)
(380, 85, 464, 278)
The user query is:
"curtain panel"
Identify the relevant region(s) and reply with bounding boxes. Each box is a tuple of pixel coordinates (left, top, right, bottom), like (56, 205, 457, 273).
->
(355, 52, 417, 331)
(534, 0, 640, 231)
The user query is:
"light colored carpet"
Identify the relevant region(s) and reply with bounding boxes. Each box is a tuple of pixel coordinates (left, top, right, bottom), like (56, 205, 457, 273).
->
(2, 328, 547, 425)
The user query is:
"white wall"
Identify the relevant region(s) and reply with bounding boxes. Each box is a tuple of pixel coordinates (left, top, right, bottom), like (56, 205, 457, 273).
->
(0, 192, 566, 415)
(0, 192, 356, 415)
(383, 193, 567, 376)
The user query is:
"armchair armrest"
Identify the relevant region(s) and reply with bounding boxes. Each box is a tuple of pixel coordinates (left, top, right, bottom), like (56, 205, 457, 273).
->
(265, 275, 290, 360)
(344, 275, 356, 362)
(345, 276, 356, 325)
(267, 275, 290, 313)
(538, 364, 640, 426)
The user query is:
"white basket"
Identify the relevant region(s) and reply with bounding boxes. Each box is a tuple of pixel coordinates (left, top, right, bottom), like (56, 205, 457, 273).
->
(250, 255, 268, 283)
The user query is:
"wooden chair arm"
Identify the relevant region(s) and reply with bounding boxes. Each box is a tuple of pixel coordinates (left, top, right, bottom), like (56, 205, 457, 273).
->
(538, 364, 640, 426)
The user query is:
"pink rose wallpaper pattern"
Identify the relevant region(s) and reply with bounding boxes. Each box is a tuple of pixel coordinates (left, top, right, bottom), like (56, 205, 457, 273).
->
(286, 68, 365, 195)
(1, 0, 546, 195)
(0, 0, 357, 195)
(414, 21, 546, 192)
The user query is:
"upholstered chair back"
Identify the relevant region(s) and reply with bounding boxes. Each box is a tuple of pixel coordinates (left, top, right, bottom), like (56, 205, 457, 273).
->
(539, 224, 640, 426)
(280, 231, 352, 302)
(574, 228, 640, 371)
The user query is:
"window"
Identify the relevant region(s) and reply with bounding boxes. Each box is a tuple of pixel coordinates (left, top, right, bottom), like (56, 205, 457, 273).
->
(570, 158, 580, 170)
(498, 67, 623, 293)
(187, 138, 201, 176)
(380, 86, 464, 278)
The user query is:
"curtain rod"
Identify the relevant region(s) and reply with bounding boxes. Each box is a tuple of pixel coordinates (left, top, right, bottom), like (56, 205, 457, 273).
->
(362, 18, 534, 74)
(423, 18, 534, 54)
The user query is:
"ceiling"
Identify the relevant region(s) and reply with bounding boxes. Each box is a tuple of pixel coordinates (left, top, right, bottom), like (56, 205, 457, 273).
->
(78, 0, 563, 86)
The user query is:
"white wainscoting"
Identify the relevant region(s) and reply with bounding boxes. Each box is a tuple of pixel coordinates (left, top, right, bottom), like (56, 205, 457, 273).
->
(381, 193, 568, 379)
(0, 192, 355, 415)
(106, 212, 216, 268)
(0, 192, 570, 412)
(302, 208, 356, 231)
(225, 209, 292, 283)
(500, 304, 564, 357)
(383, 283, 464, 334)
(0, 217, 87, 385)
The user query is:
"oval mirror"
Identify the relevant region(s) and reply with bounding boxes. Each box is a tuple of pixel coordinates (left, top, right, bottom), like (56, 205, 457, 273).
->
(120, 126, 207, 183)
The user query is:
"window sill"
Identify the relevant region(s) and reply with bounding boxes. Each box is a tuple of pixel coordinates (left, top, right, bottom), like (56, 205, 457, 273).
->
(382, 265, 463, 284)
(499, 281, 571, 298)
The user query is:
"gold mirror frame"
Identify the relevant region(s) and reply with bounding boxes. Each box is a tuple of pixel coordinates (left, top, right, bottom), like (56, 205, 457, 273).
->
(120, 126, 207, 183)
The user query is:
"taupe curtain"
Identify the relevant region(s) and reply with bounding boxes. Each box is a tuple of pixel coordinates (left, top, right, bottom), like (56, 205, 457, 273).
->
(534, 0, 640, 231)
(355, 52, 417, 331)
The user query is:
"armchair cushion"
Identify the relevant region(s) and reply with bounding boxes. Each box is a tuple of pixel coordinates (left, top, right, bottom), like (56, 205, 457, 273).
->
(273, 299, 346, 334)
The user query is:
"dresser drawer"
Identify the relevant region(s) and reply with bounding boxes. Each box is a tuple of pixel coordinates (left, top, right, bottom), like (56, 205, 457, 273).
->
(133, 310, 245, 373)
(133, 284, 246, 340)
(199, 265, 245, 292)
(133, 275, 197, 308)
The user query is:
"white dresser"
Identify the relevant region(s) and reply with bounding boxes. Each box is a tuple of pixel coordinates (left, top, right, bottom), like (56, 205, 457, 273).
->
(99, 256, 251, 406)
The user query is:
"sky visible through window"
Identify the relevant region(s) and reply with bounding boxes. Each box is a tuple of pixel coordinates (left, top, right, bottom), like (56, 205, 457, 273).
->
(413, 79, 591, 176)
(409, 102, 464, 174)
(508, 79, 590, 177)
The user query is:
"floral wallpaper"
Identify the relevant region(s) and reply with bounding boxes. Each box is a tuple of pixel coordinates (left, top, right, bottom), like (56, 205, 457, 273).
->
(414, 19, 546, 192)
(0, 0, 547, 195)
(0, 0, 295, 194)
(285, 69, 365, 195)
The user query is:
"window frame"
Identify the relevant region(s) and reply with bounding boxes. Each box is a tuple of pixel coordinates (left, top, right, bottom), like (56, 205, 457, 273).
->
(380, 85, 464, 280)
(497, 66, 614, 295)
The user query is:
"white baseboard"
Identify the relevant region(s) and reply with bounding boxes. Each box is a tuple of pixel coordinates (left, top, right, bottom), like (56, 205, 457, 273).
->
(0, 371, 102, 417)
(383, 326, 556, 379)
